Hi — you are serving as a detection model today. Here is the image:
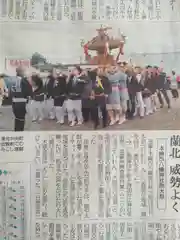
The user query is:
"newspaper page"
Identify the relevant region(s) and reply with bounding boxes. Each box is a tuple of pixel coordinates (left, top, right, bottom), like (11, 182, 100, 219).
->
(0, 1, 180, 239)
(0, 131, 180, 240)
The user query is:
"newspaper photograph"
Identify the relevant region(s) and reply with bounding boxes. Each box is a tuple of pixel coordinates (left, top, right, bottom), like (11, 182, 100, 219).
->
(0, 1, 180, 131)
(0, 131, 180, 239)
(0, 2, 180, 239)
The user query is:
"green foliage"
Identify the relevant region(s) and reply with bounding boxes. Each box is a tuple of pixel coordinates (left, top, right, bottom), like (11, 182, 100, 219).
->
(31, 52, 47, 66)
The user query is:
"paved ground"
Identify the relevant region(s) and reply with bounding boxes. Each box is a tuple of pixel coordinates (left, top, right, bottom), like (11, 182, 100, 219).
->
(0, 93, 179, 131)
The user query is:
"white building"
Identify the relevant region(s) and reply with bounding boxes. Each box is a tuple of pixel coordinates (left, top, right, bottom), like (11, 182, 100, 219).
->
(0, 0, 180, 73)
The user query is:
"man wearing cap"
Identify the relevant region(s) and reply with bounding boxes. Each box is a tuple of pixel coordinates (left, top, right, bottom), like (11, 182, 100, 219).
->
(152, 66, 171, 109)
(170, 70, 179, 99)
(11, 67, 33, 131)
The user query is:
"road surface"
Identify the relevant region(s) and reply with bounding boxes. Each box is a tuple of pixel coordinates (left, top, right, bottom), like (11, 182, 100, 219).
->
(0, 96, 179, 131)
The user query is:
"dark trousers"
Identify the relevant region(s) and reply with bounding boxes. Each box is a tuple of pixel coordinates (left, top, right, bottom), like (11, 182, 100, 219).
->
(157, 89, 170, 107)
(171, 89, 179, 98)
(82, 99, 91, 122)
(91, 101, 107, 129)
(12, 102, 26, 131)
(82, 107, 91, 122)
(126, 93, 136, 119)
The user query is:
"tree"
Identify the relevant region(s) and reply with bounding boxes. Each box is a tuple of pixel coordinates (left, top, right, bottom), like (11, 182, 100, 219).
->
(30, 52, 47, 66)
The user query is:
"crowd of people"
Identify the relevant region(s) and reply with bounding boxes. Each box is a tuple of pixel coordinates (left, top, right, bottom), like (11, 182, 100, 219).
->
(2, 61, 179, 131)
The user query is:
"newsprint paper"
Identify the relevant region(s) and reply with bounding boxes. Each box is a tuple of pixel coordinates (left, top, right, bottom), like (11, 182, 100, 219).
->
(0, 131, 180, 240)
